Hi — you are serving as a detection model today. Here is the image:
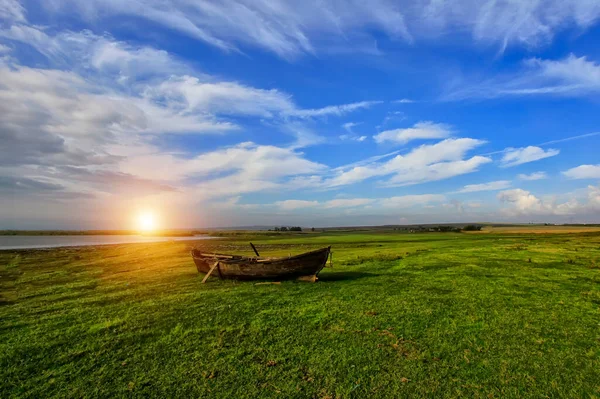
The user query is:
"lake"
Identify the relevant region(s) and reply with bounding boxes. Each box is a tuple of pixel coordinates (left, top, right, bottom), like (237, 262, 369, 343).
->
(0, 235, 216, 250)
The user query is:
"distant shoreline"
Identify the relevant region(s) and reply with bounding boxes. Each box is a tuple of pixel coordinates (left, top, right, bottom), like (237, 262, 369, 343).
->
(2, 223, 599, 236)
(0, 230, 211, 237)
(0, 235, 217, 251)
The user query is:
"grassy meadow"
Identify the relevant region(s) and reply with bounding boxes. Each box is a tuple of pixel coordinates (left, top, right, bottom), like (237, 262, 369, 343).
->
(1, 229, 600, 398)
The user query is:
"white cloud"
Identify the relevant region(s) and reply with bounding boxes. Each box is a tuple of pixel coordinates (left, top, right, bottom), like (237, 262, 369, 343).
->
(289, 101, 381, 118)
(500, 146, 559, 167)
(0, 64, 236, 168)
(497, 185, 600, 217)
(382, 138, 490, 185)
(121, 141, 325, 184)
(0, 18, 383, 177)
(456, 180, 511, 193)
(521, 54, 600, 94)
(283, 123, 325, 149)
(423, 1, 600, 53)
(0, 24, 377, 133)
(518, 172, 548, 181)
(4, 2, 600, 228)
(562, 164, 600, 179)
(374, 121, 453, 144)
(275, 200, 320, 210)
(385, 156, 492, 187)
(327, 138, 489, 187)
(495, 54, 600, 98)
(0, 24, 341, 206)
(447, 54, 600, 100)
(324, 198, 374, 208)
(379, 194, 446, 208)
(0, 0, 25, 23)
(498, 189, 546, 213)
(87, 38, 191, 80)
(41, 0, 412, 59)
(148, 75, 295, 118)
(270, 195, 443, 211)
(342, 122, 361, 132)
(39, 1, 600, 59)
(377, 111, 406, 130)
(393, 98, 414, 103)
(0, 25, 191, 82)
(339, 134, 368, 143)
(339, 122, 367, 142)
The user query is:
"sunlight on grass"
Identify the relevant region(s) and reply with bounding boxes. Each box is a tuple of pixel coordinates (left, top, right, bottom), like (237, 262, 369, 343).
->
(1, 231, 599, 397)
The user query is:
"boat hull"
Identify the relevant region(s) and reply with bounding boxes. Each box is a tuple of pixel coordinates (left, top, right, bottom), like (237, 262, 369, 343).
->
(191, 247, 331, 280)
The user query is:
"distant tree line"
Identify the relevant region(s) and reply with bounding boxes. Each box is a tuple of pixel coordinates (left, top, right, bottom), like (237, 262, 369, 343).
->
(269, 226, 302, 232)
(392, 224, 483, 233)
(431, 226, 462, 233)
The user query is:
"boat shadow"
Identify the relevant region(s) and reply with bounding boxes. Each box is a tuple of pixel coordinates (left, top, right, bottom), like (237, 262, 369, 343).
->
(318, 271, 378, 282)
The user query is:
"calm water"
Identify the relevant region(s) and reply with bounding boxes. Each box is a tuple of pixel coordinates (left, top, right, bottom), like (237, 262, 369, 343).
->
(0, 235, 215, 250)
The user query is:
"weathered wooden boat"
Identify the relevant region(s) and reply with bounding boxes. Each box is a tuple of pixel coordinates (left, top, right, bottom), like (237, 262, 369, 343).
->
(191, 245, 331, 282)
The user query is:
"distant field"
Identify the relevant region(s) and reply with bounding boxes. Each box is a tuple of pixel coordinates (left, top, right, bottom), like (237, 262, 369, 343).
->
(1, 231, 599, 398)
(479, 225, 600, 234)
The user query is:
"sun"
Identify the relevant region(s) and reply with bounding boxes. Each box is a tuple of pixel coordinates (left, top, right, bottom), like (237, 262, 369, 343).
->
(136, 211, 157, 233)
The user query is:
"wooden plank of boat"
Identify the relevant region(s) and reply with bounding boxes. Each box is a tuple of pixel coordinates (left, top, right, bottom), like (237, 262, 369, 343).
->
(201, 261, 219, 283)
(197, 253, 237, 259)
(250, 242, 260, 257)
(191, 246, 331, 281)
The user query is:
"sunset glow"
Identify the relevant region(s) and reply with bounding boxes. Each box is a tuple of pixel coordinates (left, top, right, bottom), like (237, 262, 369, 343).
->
(137, 211, 157, 233)
(3, 0, 600, 229)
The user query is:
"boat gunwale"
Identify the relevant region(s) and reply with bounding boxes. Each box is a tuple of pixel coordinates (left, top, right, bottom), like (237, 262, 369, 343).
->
(191, 246, 330, 263)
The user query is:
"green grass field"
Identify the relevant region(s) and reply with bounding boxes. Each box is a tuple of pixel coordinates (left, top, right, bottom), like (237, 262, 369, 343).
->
(1, 231, 600, 398)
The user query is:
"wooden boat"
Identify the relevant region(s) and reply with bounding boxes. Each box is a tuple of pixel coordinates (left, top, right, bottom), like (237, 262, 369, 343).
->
(191, 246, 331, 281)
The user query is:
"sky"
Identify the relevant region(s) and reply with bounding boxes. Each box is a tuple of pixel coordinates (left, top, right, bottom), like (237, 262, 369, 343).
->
(1, 0, 600, 229)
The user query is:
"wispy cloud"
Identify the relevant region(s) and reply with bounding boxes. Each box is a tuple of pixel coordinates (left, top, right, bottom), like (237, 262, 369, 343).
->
(3, 1, 600, 228)
(538, 132, 600, 146)
(272, 194, 444, 211)
(374, 121, 452, 145)
(0, 64, 237, 169)
(339, 134, 367, 142)
(379, 194, 446, 208)
(0, 23, 379, 130)
(0, 21, 350, 205)
(122, 141, 326, 191)
(289, 101, 382, 118)
(339, 122, 368, 142)
(323, 198, 374, 208)
(456, 180, 511, 193)
(144, 76, 296, 119)
(518, 172, 547, 181)
(446, 54, 600, 100)
(424, 1, 600, 54)
(275, 200, 320, 210)
(0, 0, 26, 23)
(37, 1, 600, 59)
(0, 18, 378, 171)
(326, 138, 489, 187)
(39, 0, 411, 59)
(342, 122, 361, 133)
(500, 146, 559, 167)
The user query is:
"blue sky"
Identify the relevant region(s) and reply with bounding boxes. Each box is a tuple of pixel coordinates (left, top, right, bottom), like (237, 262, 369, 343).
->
(1, 0, 600, 229)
